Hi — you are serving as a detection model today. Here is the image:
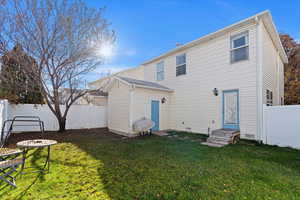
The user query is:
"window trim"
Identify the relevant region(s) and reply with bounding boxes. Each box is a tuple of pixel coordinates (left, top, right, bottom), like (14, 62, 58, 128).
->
(156, 61, 164, 81)
(176, 53, 186, 76)
(230, 31, 249, 63)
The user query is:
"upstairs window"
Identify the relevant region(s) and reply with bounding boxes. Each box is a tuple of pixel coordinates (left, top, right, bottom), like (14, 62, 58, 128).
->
(230, 31, 249, 63)
(176, 53, 186, 76)
(156, 61, 164, 81)
(266, 89, 273, 106)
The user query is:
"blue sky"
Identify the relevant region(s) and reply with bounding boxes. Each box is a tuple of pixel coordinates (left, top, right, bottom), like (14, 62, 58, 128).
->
(85, 0, 300, 82)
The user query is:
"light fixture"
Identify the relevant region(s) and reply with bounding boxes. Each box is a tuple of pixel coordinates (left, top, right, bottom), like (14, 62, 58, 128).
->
(161, 97, 167, 104)
(213, 88, 218, 96)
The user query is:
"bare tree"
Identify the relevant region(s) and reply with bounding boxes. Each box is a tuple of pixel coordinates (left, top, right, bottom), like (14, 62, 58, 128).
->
(0, 0, 115, 131)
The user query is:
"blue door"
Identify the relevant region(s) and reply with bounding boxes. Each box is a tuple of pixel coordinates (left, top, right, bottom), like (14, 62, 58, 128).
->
(151, 100, 160, 131)
(222, 90, 239, 130)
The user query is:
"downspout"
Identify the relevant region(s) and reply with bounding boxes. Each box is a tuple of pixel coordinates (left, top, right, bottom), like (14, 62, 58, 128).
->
(255, 17, 264, 142)
(128, 85, 135, 135)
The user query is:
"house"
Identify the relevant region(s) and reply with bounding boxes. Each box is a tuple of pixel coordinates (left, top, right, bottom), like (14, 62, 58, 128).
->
(89, 10, 288, 141)
(58, 88, 108, 106)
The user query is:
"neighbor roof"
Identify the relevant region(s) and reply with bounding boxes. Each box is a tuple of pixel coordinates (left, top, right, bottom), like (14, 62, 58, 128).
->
(141, 10, 288, 65)
(116, 76, 173, 92)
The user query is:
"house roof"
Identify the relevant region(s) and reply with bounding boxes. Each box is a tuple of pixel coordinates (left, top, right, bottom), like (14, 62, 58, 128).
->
(59, 88, 108, 97)
(141, 10, 288, 65)
(116, 76, 173, 92)
(88, 90, 108, 97)
(88, 65, 143, 86)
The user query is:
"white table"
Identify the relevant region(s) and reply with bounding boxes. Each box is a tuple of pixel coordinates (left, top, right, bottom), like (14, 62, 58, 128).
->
(17, 139, 57, 173)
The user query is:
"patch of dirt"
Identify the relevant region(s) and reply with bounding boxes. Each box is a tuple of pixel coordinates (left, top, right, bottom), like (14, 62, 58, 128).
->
(6, 128, 122, 148)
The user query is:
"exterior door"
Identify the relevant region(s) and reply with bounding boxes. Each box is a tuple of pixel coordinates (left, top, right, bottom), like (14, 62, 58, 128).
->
(222, 90, 239, 130)
(151, 100, 160, 131)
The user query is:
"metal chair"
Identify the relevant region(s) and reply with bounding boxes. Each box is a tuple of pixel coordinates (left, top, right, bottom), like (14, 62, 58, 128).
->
(0, 158, 23, 187)
(0, 148, 23, 187)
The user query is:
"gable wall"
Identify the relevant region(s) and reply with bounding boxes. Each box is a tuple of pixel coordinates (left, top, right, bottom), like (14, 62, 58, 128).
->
(130, 88, 171, 133)
(107, 80, 131, 135)
(261, 22, 284, 105)
(143, 23, 259, 139)
(89, 66, 144, 90)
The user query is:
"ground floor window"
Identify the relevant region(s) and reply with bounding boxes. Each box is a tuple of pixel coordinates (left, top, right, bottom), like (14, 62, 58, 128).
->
(266, 89, 273, 106)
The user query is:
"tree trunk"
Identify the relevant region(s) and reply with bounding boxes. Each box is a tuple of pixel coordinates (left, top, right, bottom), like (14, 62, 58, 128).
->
(58, 117, 66, 132)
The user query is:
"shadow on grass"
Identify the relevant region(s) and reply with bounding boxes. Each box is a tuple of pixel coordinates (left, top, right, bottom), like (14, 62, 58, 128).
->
(72, 132, 300, 199)
(4, 129, 300, 199)
(70, 134, 214, 199)
(14, 172, 44, 200)
(0, 148, 50, 199)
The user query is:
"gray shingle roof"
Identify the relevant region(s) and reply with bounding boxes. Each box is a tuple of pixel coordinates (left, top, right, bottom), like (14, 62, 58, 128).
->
(117, 76, 173, 92)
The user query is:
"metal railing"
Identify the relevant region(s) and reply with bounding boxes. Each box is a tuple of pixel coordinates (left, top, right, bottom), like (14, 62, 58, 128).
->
(0, 116, 45, 147)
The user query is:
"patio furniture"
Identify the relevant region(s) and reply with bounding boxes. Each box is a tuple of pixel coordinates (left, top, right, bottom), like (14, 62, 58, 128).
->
(132, 117, 155, 136)
(0, 148, 22, 161)
(0, 158, 23, 187)
(0, 148, 23, 187)
(1, 116, 45, 148)
(17, 139, 57, 174)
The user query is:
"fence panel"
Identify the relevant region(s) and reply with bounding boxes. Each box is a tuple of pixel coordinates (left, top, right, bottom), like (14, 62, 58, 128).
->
(263, 105, 300, 149)
(6, 104, 107, 132)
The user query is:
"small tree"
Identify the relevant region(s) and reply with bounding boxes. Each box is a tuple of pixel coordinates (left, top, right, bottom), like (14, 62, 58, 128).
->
(0, 0, 115, 131)
(280, 34, 300, 104)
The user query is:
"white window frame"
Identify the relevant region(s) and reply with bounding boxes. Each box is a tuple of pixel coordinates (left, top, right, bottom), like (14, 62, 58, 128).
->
(156, 61, 164, 81)
(176, 53, 186, 76)
(230, 31, 249, 63)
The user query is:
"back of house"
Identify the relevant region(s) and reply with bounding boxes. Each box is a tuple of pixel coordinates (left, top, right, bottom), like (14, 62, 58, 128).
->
(90, 10, 288, 140)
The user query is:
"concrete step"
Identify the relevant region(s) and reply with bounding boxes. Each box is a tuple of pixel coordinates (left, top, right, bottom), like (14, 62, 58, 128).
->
(204, 129, 240, 147)
(207, 137, 231, 144)
(201, 142, 225, 147)
(209, 134, 232, 140)
(211, 129, 239, 138)
(207, 139, 229, 145)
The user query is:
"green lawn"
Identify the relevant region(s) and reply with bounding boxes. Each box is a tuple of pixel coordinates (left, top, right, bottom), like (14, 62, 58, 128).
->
(1, 129, 300, 200)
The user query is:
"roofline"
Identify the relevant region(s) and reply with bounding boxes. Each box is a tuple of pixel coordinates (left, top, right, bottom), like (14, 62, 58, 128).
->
(114, 76, 173, 92)
(88, 65, 143, 85)
(142, 10, 288, 65)
(262, 11, 288, 63)
(134, 84, 174, 92)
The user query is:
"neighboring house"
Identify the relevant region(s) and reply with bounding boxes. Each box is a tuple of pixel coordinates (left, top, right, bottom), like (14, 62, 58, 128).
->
(89, 10, 288, 141)
(58, 88, 108, 106)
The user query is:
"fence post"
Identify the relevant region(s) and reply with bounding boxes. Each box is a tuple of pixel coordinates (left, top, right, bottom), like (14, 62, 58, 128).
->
(0, 99, 9, 143)
(262, 104, 267, 144)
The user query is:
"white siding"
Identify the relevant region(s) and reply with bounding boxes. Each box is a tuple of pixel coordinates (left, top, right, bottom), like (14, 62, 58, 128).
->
(261, 22, 284, 105)
(89, 66, 145, 89)
(130, 88, 170, 132)
(107, 80, 131, 134)
(144, 24, 258, 139)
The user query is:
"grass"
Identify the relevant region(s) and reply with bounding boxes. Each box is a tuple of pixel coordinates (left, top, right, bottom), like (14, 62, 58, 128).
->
(1, 129, 300, 200)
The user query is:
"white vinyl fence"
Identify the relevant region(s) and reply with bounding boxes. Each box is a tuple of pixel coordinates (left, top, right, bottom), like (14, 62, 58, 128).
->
(263, 104, 300, 150)
(0, 100, 107, 135)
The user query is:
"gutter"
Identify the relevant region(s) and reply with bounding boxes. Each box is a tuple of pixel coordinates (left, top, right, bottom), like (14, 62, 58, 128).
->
(134, 84, 174, 93)
(114, 76, 173, 93)
(256, 17, 264, 142)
